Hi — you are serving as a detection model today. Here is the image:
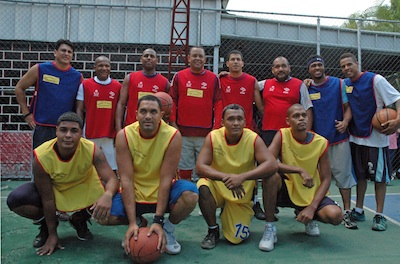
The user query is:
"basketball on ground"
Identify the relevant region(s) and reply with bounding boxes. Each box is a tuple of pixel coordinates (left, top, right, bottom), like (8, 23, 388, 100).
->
(154, 92, 173, 115)
(372, 108, 397, 132)
(129, 227, 161, 264)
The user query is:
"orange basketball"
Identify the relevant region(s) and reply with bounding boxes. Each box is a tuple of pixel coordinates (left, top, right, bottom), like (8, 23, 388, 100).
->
(154, 92, 173, 115)
(129, 227, 161, 264)
(372, 108, 397, 132)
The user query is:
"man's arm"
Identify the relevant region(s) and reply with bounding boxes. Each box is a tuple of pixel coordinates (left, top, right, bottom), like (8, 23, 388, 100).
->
(335, 102, 352, 134)
(33, 156, 62, 256)
(115, 74, 130, 132)
(299, 83, 313, 131)
(254, 81, 264, 114)
(90, 145, 119, 221)
(15, 64, 39, 129)
(169, 74, 179, 129)
(115, 128, 138, 254)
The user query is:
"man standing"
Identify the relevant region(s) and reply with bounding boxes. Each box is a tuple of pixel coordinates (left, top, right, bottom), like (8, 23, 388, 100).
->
(258, 56, 313, 146)
(115, 95, 198, 255)
(7, 112, 119, 256)
(196, 104, 278, 249)
(260, 104, 342, 252)
(115, 48, 169, 130)
(169, 46, 221, 181)
(15, 39, 82, 149)
(76, 56, 121, 172)
(340, 53, 400, 231)
(216, 50, 265, 219)
(306, 54, 358, 229)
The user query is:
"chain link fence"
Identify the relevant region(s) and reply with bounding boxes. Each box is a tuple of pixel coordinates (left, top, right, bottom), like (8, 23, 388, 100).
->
(1, 0, 400, 178)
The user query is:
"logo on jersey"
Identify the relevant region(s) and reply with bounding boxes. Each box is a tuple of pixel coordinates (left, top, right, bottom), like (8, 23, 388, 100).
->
(152, 85, 159, 93)
(269, 86, 275, 92)
(226, 86, 231, 93)
(283, 87, 290, 94)
(201, 82, 208, 89)
(186, 81, 192, 87)
(138, 81, 144, 89)
(109, 91, 115, 99)
(93, 89, 99, 97)
(240, 87, 246, 94)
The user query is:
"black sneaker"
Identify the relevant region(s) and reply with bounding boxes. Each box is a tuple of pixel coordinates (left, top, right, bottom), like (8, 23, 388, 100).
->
(32, 220, 48, 248)
(201, 226, 220, 249)
(253, 202, 266, 220)
(69, 211, 93, 241)
(342, 211, 358, 229)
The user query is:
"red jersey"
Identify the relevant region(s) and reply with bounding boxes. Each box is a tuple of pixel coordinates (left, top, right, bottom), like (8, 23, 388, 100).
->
(262, 77, 302, 130)
(125, 71, 169, 126)
(83, 78, 121, 138)
(218, 73, 256, 129)
(170, 68, 221, 137)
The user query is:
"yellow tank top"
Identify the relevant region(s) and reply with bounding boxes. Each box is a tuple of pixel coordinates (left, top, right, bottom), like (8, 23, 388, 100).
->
(124, 120, 178, 203)
(280, 128, 328, 207)
(34, 138, 105, 212)
(210, 127, 257, 202)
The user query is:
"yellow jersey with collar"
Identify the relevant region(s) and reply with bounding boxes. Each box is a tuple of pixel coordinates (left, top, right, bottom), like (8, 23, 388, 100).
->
(34, 138, 104, 212)
(124, 120, 178, 203)
(280, 128, 328, 207)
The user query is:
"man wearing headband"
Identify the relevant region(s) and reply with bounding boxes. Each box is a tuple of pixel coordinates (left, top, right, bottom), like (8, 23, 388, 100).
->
(305, 54, 358, 230)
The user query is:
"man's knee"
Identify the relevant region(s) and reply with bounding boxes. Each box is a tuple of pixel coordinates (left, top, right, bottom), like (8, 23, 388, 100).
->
(319, 206, 343, 226)
(180, 190, 199, 207)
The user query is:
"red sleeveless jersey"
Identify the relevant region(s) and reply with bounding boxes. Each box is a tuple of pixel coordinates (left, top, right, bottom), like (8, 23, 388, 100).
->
(220, 73, 256, 129)
(262, 77, 302, 130)
(125, 71, 169, 126)
(83, 78, 121, 138)
(170, 68, 220, 130)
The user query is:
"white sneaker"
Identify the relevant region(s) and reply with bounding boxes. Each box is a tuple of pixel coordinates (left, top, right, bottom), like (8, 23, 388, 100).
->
(164, 228, 181, 254)
(305, 220, 320, 236)
(259, 224, 277, 252)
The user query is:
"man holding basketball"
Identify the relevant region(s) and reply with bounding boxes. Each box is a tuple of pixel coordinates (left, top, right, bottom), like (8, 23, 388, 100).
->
(114, 95, 198, 255)
(196, 104, 278, 249)
(115, 48, 170, 130)
(339, 53, 400, 231)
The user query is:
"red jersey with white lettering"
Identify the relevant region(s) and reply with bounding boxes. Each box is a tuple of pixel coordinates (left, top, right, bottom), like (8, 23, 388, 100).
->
(83, 78, 121, 138)
(125, 71, 169, 126)
(262, 77, 302, 130)
(170, 68, 220, 136)
(219, 73, 256, 129)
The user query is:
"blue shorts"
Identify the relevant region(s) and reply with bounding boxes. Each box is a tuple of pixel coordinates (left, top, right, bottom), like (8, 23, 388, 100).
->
(110, 179, 198, 218)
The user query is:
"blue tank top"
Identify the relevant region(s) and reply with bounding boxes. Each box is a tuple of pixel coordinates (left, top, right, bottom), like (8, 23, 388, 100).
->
(309, 76, 349, 145)
(31, 62, 81, 126)
(344, 72, 376, 137)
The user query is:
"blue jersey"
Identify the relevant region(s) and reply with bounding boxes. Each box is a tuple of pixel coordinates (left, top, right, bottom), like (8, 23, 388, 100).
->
(309, 76, 349, 145)
(31, 62, 81, 126)
(344, 72, 376, 138)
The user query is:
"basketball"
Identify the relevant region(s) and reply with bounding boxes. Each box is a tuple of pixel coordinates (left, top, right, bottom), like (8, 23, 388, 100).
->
(372, 108, 397, 132)
(129, 227, 161, 264)
(154, 92, 173, 115)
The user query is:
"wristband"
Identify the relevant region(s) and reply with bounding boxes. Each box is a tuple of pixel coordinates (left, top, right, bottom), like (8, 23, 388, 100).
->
(23, 113, 32, 118)
(152, 215, 164, 226)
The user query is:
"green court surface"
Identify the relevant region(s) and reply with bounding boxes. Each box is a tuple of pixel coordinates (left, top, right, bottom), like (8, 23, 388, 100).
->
(1, 180, 400, 264)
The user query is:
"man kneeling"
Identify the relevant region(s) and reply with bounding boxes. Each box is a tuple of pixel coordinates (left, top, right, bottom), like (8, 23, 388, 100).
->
(196, 104, 278, 249)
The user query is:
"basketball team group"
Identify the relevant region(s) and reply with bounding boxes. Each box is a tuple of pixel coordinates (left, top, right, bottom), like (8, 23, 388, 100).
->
(6, 38, 400, 257)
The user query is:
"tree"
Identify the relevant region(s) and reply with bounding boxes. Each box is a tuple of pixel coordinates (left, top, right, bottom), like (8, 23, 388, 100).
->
(343, 0, 400, 32)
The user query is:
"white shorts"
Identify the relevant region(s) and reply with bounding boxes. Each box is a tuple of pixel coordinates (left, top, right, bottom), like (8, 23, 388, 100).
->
(179, 136, 205, 173)
(328, 141, 357, 189)
(89, 138, 117, 170)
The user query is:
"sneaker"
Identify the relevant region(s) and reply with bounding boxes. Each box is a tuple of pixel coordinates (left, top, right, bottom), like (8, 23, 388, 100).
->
(253, 202, 266, 220)
(305, 221, 320, 236)
(164, 227, 181, 254)
(56, 211, 70, 222)
(372, 214, 387, 231)
(69, 211, 93, 241)
(32, 220, 49, 248)
(342, 211, 358, 229)
(201, 226, 220, 249)
(351, 208, 366, 221)
(259, 224, 277, 252)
